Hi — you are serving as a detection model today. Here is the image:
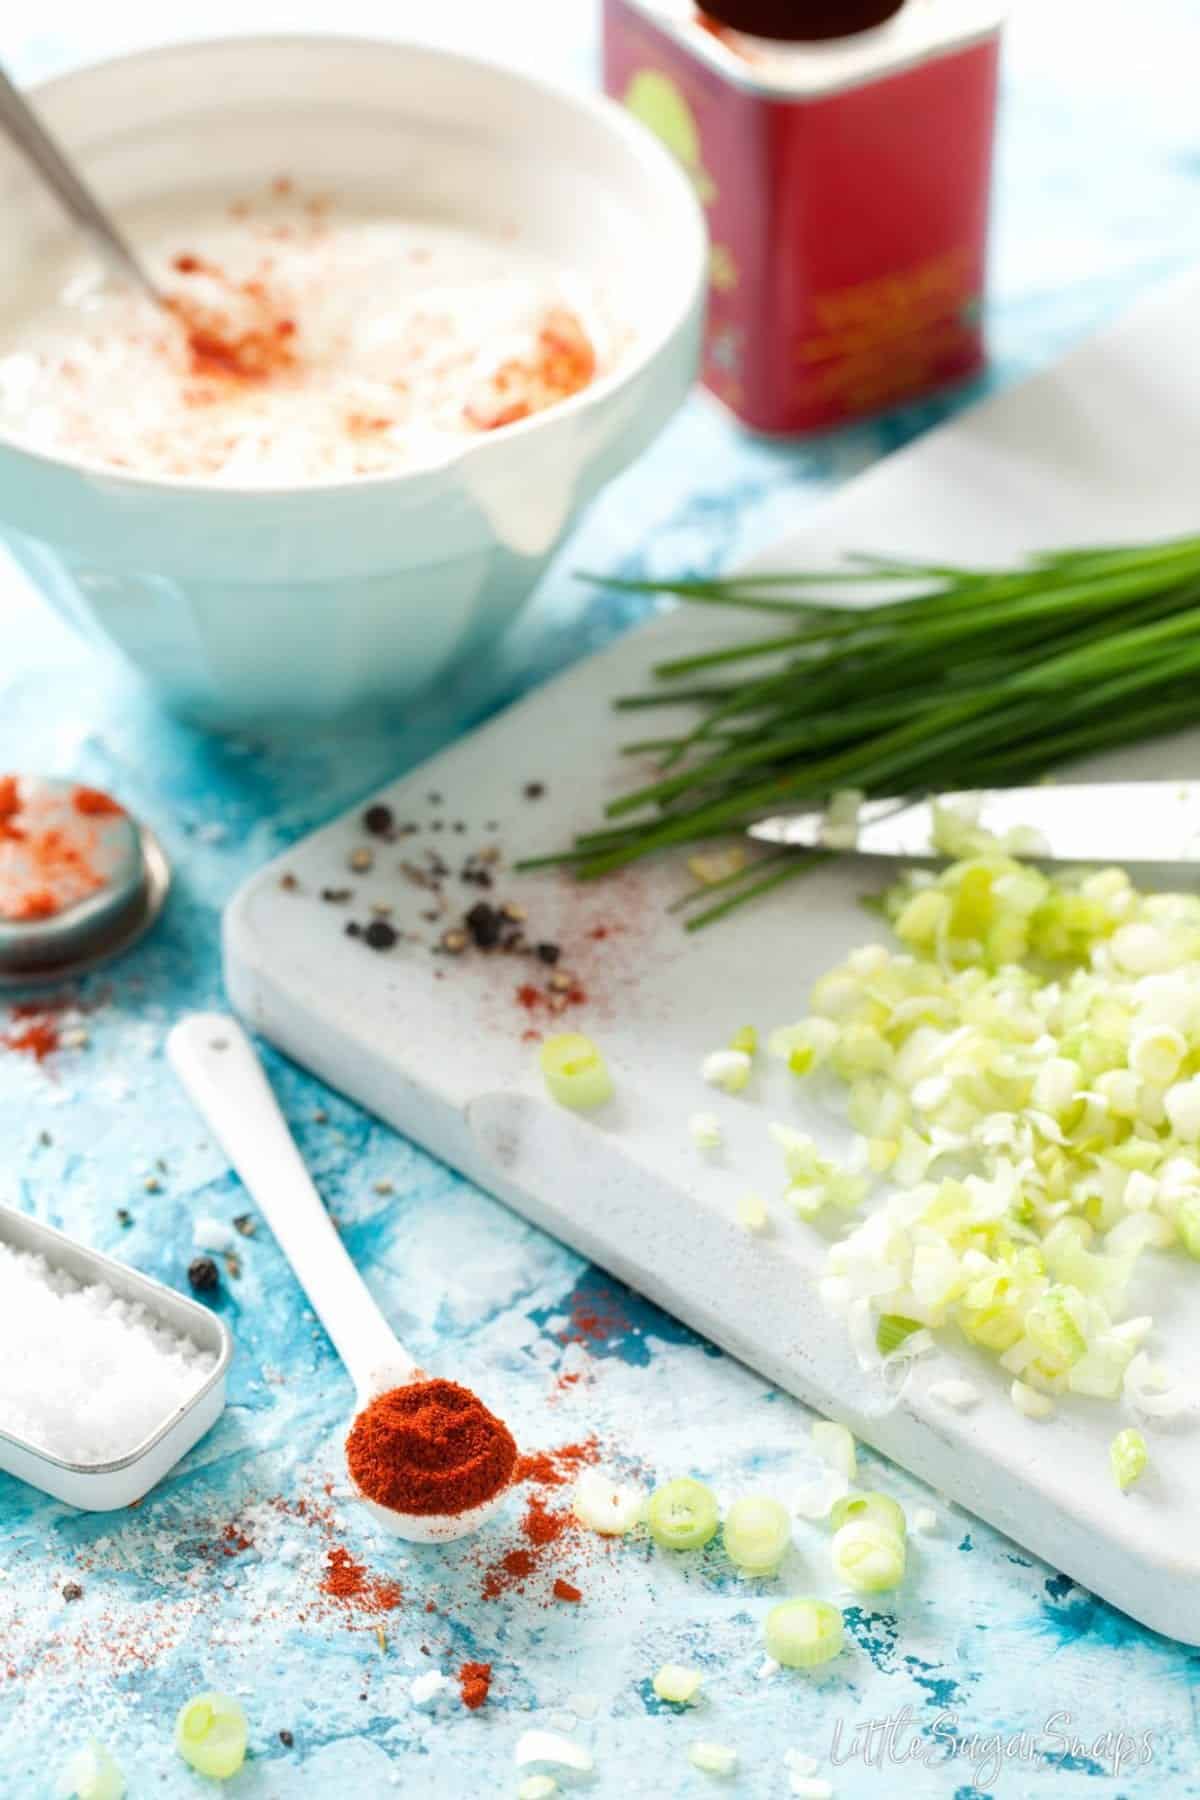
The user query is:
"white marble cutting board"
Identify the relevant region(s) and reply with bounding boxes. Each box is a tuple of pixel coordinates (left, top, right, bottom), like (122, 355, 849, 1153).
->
(227, 269, 1200, 1643)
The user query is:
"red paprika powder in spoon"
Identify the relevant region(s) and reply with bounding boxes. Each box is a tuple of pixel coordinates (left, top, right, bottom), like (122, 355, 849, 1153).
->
(346, 1378, 517, 1517)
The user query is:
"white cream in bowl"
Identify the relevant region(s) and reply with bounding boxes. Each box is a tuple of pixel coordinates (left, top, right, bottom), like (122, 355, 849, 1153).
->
(0, 36, 706, 726)
(0, 185, 625, 485)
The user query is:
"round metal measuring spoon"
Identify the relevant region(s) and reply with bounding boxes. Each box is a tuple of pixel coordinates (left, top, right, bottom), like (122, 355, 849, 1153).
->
(0, 775, 169, 989)
(167, 1013, 516, 1543)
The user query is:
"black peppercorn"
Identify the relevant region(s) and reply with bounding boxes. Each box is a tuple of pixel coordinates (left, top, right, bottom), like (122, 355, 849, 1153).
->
(61, 1581, 83, 1602)
(364, 920, 398, 951)
(279, 1730, 294, 1748)
(465, 902, 502, 948)
(188, 1256, 220, 1294)
(536, 942, 561, 966)
(363, 803, 394, 837)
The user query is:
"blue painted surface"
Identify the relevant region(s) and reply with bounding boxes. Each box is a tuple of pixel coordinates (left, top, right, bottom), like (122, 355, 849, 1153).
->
(4, 3, 1200, 1793)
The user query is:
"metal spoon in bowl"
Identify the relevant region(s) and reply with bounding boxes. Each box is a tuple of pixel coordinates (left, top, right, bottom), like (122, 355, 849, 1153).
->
(0, 63, 162, 304)
(167, 1013, 517, 1543)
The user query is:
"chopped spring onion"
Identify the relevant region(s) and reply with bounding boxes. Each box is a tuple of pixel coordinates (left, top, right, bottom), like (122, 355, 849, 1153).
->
(56, 1741, 125, 1800)
(784, 852, 1200, 1420)
(793, 1468, 851, 1520)
(688, 1742, 738, 1777)
(876, 1314, 923, 1356)
(518, 1778, 560, 1800)
(1177, 1194, 1200, 1259)
(763, 1598, 845, 1670)
(539, 1033, 613, 1111)
(722, 1495, 792, 1574)
(690, 1111, 723, 1150)
(831, 1518, 906, 1592)
(730, 1025, 758, 1057)
(646, 1477, 720, 1550)
(811, 1421, 857, 1481)
(736, 1192, 770, 1234)
(1110, 1427, 1149, 1491)
(927, 1380, 980, 1411)
(1010, 1379, 1056, 1421)
(174, 1693, 248, 1781)
(653, 1663, 703, 1705)
(515, 1733, 594, 1776)
(573, 1468, 644, 1536)
(829, 1492, 906, 1540)
(702, 1049, 752, 1093)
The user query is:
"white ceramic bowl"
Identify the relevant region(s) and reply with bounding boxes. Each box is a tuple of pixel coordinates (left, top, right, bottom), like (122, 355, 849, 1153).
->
(0, 37, 706, 729)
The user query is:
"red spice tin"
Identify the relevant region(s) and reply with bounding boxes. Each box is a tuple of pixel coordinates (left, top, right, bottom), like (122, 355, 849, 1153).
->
(603, 0, 1004, 435)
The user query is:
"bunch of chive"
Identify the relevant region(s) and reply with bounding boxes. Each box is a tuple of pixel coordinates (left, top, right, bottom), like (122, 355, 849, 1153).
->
(526, 534, 1200, 925)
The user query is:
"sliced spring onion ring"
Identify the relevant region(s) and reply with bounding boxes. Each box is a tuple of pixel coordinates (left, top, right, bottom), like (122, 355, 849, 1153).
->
(830, 1518, 906, 1592)
(723, 1495, 791, 1574)
(56, 1741, 125, 1800)
(572, 1468, 644, 1536)
(763, 1598, 844, 1669)
(688, 1742, 738, 1777)
(540, 1033, 613, 1111)
(653, 1664, 703, 1705)
(646, 1477, 720, 1550)
(174, 1693, 248, 1781)
(829, 1492, 906, 1539)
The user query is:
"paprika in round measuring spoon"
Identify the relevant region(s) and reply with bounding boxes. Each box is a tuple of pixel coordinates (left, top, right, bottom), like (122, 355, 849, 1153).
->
(167, 1014, 517, 1541)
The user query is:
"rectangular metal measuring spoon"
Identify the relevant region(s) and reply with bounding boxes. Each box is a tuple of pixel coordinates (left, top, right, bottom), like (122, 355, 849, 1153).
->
(0, 1204, 231, 1510)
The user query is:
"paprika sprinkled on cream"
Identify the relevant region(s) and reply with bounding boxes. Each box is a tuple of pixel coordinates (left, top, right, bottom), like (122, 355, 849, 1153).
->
(345, 1378, 517, 1517)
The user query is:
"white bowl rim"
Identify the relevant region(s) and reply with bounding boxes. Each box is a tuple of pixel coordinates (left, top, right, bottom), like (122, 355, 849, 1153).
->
(1, 31, 708, 501)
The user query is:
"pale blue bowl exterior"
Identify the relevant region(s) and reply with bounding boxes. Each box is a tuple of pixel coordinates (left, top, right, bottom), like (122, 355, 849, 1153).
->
(0, 38, 707, 728)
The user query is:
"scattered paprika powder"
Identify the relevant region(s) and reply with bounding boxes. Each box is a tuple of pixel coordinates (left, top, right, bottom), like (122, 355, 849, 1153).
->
(458, 1661, 492, 1710)
(345, 1378, 517, 1517)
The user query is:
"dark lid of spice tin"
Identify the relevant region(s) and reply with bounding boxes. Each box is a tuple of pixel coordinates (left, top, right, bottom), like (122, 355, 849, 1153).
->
(0, 775, 169, 987)
(700, 0, 906, 39)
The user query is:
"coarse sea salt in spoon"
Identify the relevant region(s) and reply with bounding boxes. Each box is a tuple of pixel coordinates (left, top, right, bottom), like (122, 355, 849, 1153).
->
(167, 1013, 516, 1542)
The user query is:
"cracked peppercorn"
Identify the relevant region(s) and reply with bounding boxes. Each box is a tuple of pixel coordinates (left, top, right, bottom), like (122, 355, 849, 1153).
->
(465, 902, 502, 948)
(188, 1256, 220, 1294)
(363, 803, 394, 837)
(364, 920, 398, 951)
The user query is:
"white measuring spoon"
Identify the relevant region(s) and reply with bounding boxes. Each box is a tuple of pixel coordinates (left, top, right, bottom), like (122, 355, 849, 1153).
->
(167, 1012, 514, 1542)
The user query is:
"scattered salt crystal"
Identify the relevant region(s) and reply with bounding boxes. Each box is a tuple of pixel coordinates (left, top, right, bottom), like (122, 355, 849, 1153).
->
(566, 1694, 598, 1721)
(757, 1658, 780, 1681)
(791, 1780, 833, 1800)
(544, 1711, 577, 1734)
(785, 1752, 819, 1776)
(192, 1217, 235, 1253)
(0, 1237, 216, 1463)
(913, 1507, 938, 1534)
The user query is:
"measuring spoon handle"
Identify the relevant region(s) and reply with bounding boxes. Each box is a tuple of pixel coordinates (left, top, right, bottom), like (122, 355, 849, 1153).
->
(167, 1012, 415, 1396)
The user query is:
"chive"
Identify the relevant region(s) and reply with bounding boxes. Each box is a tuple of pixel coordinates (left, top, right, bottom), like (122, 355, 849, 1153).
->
(517, 535, 1200, 921)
